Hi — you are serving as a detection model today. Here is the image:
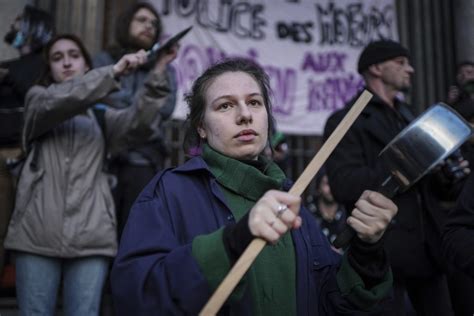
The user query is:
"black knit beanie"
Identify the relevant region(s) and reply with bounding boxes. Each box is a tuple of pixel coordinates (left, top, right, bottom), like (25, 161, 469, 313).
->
(357, 40, 410, 74)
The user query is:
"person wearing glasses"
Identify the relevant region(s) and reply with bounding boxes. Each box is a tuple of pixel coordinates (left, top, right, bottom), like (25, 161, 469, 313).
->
(94, 2, 178, 238)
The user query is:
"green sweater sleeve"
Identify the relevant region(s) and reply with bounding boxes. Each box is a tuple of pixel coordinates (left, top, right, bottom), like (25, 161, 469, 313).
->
(336, 253, 393, 310)
(192, 228, 247, 303)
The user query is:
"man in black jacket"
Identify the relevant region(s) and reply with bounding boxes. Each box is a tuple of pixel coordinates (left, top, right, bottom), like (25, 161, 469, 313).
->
(324, 40, 472, 315)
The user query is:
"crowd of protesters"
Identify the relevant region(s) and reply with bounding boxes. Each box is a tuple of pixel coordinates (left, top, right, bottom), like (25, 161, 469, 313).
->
(1, 3, 474, 316)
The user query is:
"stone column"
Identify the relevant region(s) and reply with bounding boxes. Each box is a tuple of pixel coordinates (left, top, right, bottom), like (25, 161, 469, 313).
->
(52, 0, 106, 55)
(0, 0, 30, 61)
(453, 0, 474, 63)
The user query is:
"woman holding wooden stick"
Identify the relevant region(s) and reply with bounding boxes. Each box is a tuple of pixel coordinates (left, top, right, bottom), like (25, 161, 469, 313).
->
(111, 58, 397, 315)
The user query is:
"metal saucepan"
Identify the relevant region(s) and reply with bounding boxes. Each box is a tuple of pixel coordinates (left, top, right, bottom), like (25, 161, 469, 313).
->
(333, 103, 473, 248)
(378, 103, 472, 195)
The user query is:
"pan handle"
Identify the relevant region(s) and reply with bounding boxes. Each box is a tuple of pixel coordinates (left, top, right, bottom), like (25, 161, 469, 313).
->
(332, 176, 399, 249)
(377, 175, 400, 199)
(332, 225, 356, 249)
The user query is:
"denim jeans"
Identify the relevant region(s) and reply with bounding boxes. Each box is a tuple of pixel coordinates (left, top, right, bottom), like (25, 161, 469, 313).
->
(15, 252, 109, 316)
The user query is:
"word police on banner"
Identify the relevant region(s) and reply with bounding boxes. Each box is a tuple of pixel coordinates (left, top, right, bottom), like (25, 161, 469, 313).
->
(152, 0, 398, 135)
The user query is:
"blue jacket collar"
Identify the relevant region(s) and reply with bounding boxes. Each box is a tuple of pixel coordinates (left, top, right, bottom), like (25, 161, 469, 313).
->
(173, 156, 212, 174)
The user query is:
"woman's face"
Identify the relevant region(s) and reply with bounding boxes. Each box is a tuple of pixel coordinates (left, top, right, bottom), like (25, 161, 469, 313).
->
(49, 39, 89, 83)
(198, 71, 269, 160)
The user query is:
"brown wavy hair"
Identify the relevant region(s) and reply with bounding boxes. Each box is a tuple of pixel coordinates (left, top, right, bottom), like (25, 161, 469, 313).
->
(38, 34, 93, 86)
(183, 58, 275, 154)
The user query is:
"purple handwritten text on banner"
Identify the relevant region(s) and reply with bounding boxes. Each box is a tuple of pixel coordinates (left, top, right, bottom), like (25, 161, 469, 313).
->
(301, 51, 347, 73)
(307, 74, 364, 111)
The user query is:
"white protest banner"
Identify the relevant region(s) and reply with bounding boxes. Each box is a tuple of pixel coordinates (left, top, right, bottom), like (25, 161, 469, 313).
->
(151, 0, 398, 135)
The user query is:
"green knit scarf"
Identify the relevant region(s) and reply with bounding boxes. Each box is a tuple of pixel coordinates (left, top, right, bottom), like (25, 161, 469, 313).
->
(200, 144, 297, 315)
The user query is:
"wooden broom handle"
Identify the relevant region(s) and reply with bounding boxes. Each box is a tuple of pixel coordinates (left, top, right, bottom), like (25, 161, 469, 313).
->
(199, 90, 373, 316)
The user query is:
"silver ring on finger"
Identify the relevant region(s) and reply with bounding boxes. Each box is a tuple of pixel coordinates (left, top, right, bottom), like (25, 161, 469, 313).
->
(276, 204, 288, 218)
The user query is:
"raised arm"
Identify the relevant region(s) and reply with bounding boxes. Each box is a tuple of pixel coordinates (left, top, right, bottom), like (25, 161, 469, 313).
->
(23, 66, 119, 144)
(103, 46, 179, 155)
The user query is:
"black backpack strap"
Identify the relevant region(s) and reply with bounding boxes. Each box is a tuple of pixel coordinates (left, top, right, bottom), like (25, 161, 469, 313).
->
(92, 104, 107, 138)
(29, 141, 40, 171)
(92, 104, 111, 170)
